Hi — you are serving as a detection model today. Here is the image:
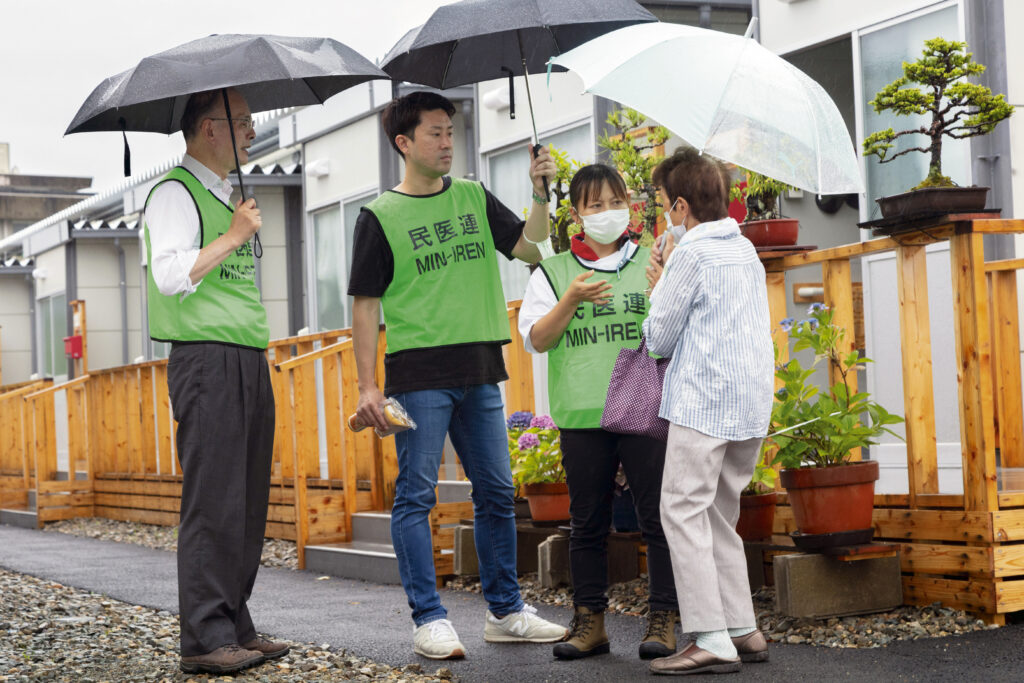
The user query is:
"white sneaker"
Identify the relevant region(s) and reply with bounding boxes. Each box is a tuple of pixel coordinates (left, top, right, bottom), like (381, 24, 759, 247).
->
(484, 604, 569, 643)
(413, 618, 466, 659)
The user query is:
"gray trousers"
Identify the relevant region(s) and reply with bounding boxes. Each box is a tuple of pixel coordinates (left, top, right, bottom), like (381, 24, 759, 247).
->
(661, 424, 761, 633)
(167, 343, 275, 656)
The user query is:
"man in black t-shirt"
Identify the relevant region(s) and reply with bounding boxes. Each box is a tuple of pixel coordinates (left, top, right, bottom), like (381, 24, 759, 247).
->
(348, 91, 567, 660)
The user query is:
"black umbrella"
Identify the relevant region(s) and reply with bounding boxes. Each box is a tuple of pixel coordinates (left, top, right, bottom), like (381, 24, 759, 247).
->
(67, 34, 389, 255)
(380, 0, 657, 194)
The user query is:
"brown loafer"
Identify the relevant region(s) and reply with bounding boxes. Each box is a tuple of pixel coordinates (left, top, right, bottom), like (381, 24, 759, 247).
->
(180, 644, 264, 674)
(731, 630, 768, 662)
(649, 642, 741, 675)
(242, 636, 291, 660)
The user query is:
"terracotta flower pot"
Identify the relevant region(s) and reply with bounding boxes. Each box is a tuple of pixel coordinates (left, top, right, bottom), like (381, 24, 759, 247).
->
(736, 491, 778, 541)
(523, 482, 570, 522)
(740, 218, 799, 247)
(779, 460, 879, 536)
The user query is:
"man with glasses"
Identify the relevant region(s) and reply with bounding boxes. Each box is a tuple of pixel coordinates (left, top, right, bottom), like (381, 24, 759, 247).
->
(143, 87, 285, 674)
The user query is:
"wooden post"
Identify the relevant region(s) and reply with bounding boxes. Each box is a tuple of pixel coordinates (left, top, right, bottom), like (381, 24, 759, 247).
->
(989, 270, 1024, 467)
(340, 343, 362, 525)
(288, 366, 310, 570)
(822, 259, 859, 461)
(950, 231, 998, 511)
(154, 363, 173, 475)
(896, 245, 939, 504)
(504, 301, 535, 416)
(765, 271, 788, 379)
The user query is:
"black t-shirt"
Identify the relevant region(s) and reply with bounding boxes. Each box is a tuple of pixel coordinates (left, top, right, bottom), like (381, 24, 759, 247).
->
(347, 176, 526, 395)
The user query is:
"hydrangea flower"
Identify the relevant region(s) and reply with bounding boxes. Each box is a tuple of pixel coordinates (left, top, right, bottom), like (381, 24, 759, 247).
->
(779, 317, 795, 332)
(517, 432, 540, 450)
(530, 415, 557, 429)
(506, 411, 534, 430)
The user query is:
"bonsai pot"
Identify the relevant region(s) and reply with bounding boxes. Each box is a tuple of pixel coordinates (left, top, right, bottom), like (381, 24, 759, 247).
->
(736, 491, 777, 541)
(876, 186, 989, 219)
(523, 482, 570, 522)
(779, 460, 878, 537)
(740, 218, 799, 247)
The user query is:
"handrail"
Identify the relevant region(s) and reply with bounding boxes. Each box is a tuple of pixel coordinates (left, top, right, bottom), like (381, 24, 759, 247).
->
(985, 257, 1024, 273)
(26, 374, 91, 399)
(274, 339, 351, 373)
(0, 380, 51, 402)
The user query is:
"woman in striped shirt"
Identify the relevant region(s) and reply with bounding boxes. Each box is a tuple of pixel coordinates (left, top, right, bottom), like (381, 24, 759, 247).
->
(643, 147, 774, 676)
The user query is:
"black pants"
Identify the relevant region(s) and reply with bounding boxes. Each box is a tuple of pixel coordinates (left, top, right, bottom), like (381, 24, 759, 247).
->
(560, 429, 678, 613)
(167, 343, 275, 656)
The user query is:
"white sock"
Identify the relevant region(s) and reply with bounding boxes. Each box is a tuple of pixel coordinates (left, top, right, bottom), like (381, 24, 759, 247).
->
(728, 626, 757, 637)
(695, 629, 737, 659)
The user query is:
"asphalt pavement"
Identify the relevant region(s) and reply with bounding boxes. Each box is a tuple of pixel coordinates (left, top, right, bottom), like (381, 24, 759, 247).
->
(1, 524, 1021, 682)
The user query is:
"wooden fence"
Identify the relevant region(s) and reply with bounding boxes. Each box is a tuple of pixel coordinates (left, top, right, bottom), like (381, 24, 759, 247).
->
(762, 215, 1024, 624)
(0, 302, 536, 573)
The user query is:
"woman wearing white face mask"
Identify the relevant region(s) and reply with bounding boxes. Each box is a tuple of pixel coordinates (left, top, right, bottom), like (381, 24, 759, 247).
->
(518, 164, 679, 661)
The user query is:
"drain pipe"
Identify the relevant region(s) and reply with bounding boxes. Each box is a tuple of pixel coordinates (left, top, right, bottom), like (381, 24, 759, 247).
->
(113, 238, 129, 364)
(27, 274, 38, 376)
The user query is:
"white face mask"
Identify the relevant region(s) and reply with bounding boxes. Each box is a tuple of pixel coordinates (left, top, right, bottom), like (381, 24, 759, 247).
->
(581, 208, 630, 244)
(664, 199, 686, 239)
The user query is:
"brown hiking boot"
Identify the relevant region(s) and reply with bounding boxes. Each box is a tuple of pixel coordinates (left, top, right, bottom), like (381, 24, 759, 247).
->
(732, 629, 769, 662)
(179, 644, 264, 674)
(242, 635, 291, 660)
(639, 610, 678, 659)
(552, 606, 610, 660)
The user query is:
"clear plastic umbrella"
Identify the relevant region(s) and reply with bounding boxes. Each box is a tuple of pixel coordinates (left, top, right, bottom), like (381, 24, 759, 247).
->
(550, 22, 863, 195)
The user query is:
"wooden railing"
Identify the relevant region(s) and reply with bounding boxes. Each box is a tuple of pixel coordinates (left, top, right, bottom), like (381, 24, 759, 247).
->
(2, 302, 536, 573)
(760, 215, 1024, 623)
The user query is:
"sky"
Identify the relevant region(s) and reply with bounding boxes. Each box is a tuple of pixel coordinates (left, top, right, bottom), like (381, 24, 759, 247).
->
(0, 0, 454, 191)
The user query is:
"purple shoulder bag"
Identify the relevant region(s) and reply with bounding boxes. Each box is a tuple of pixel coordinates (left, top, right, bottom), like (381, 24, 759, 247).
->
(600, 337, 670, 442)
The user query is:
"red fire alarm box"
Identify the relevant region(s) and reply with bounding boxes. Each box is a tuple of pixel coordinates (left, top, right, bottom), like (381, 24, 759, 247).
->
(64, 335, 83, 359)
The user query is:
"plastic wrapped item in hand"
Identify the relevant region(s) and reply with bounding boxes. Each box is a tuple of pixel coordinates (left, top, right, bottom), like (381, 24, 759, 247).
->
(347, 397, 417, 438)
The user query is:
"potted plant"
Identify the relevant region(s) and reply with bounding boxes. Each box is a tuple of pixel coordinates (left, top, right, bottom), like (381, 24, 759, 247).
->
(731, 169, 799, 247)
(862, 37, 1014, 218)
(767, 304, 904, 548)
(507, 412, 569, 522)
(736, 445, 778, 542)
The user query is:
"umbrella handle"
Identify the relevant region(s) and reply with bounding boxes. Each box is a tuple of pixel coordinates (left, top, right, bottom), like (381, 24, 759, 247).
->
(501, 66, 515, 120)
(532, 144, 549, 200)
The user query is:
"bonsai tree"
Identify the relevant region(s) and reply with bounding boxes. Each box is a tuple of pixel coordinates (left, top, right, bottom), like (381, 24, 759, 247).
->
(730, 169, 795, 222)
(598, 108, 669, 244)
(546, 146, 584, 254)
(862, 37, 1014, 189)
(767, 304, 904, 469)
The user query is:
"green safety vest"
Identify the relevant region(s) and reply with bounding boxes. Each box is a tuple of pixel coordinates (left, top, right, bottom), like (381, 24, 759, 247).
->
(143, 166, 269, 349)
(540, 247, 651, 429)
(370, 178, 510, 354)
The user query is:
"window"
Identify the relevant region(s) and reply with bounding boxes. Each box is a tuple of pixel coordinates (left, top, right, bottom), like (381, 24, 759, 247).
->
(39, 293, 68, 377)
(311, 192, 376, 331)
(859, 6, 965, 220)
(485, 124, 594, 300)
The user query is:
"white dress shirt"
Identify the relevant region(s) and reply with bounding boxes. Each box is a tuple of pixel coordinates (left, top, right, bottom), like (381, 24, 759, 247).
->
(643, 217, 774, 441)
(518, 240, 639, 353)
(145, 154, 234, 298)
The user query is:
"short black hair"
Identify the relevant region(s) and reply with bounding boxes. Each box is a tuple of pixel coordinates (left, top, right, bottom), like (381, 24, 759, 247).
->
(568, 164, 628, 210)
(180, 90, 223, 141)
(381, 91, 457, 157)
(652, 147, 730, 223)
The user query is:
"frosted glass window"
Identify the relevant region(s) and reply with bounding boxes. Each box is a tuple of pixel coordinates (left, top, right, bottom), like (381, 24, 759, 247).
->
(312, 193, 375, 332)
(39, 293, 67, 377)
(860, 7, 966, 219)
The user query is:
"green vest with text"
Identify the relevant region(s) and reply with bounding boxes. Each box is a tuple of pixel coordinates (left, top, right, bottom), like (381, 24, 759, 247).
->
(143, 166, 269, 349)
(371, 178, 510, 354)
(540, 247, 651, 429)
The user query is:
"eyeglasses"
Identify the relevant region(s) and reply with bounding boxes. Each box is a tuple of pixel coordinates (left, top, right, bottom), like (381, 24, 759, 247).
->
(207, 117, 255, 133)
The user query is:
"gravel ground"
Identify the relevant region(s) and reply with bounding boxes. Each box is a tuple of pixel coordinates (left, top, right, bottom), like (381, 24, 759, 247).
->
(43, 518, 298, 569)
(446, 574, 998, 649)
(0, 568, 455, 683)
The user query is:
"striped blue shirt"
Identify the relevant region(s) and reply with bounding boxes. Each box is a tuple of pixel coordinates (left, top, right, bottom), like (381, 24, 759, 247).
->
(642, 218, 774, 441)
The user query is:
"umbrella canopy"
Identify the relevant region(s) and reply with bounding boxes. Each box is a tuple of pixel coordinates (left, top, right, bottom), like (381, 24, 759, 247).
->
(67, 34, 389, 135)
(550, 22, 864, 195)
(380, 0, 656, 91)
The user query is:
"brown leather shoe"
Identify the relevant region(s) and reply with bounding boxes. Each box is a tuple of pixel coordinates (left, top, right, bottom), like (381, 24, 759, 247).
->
(731, 629, 769, 663)
(180, 644, 264, 674)
(243, 635, 291, 660)
(649, 642, 741, 675)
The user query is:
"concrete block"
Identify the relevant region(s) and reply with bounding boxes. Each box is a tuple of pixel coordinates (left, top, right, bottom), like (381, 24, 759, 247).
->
(538, 534, 571, 588)
(453, 525, 478, 576)
(516, 522, 566, 574)
(774, 553, 902, 619)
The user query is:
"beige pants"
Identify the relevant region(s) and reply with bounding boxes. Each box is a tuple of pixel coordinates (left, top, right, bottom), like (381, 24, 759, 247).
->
(661, 423, 762, 633)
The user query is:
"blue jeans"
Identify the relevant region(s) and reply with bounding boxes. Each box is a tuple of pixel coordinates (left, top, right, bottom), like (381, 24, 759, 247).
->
(391, 383, 524, 626)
